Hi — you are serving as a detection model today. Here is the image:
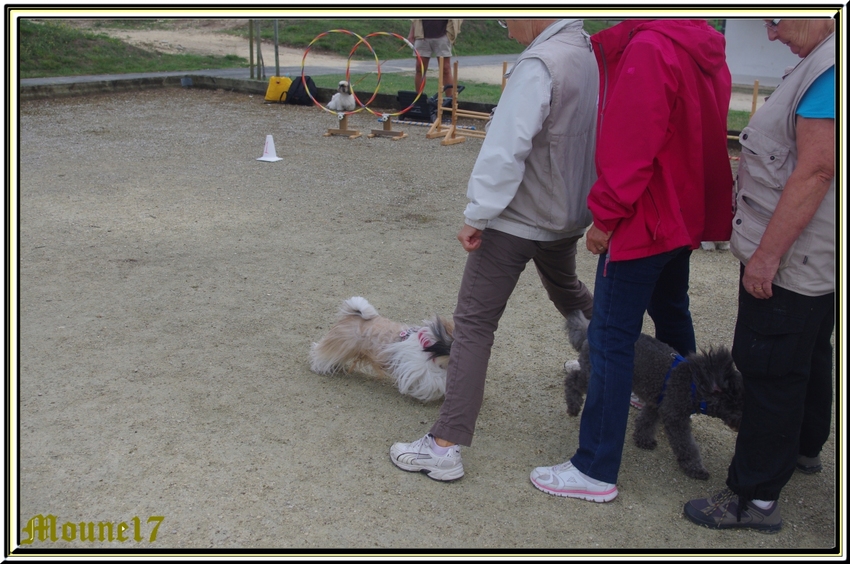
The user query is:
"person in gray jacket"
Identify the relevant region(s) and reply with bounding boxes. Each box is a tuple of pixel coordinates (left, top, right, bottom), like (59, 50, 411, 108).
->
(390, 19, 599, 481)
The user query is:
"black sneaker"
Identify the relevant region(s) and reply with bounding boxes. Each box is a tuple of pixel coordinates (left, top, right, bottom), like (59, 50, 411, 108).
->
(684, 488, 782, 533)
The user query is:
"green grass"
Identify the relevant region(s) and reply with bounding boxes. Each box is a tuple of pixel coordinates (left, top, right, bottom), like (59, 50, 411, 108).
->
(727, 110, 751, 133)
(235, 19, 527, 60)
(18, 19, 245, 79)
(77, 18, 175, 31)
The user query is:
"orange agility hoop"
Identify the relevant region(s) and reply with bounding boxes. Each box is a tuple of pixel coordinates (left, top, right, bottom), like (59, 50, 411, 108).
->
(301, 29, 381, 116)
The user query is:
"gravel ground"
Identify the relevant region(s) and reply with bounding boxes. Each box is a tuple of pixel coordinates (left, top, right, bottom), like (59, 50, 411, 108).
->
(15, 88, 837, 554)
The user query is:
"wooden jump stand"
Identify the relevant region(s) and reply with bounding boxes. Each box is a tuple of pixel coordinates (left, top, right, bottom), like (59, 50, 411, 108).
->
(727, 80, 761, 142)
(425, 59, 455, 142)
(324, 113, 362, 139)
(426, 58, 495, 146)
(367, 114, 408, 140)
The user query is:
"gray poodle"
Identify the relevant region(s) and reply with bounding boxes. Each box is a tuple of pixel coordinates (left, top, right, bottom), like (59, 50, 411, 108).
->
(563, 310, 743, 480)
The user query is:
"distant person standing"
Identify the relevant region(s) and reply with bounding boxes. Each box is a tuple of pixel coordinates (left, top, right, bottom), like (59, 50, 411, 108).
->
(409, 19, 462, 97)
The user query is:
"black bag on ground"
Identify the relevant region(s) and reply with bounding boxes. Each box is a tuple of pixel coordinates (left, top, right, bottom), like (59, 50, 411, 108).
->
(396, 90, 435, 122)
(286, 76, 317, 106)
(396, 85, 467, 122)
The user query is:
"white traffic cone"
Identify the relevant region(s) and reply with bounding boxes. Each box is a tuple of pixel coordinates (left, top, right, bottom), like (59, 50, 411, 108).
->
(256, 134, 283, 162)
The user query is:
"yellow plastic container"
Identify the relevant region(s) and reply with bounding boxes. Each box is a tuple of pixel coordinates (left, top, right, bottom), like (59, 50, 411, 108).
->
(264, 76, 293, 103)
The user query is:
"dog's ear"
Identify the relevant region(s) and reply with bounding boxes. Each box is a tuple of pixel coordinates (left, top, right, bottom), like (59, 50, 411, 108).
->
(712, 347, 742, 397)
(422, 320, 452, 359)
(722, 355, 744, 398)
(425, 316, 454, 347)
(436, 315, 454, 336)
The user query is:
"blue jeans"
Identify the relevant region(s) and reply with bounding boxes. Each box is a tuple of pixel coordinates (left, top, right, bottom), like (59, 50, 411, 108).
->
(571, 247, 695, 484)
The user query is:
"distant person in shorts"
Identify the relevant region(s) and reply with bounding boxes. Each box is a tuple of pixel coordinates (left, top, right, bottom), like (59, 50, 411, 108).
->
(408, 19, 462, 98)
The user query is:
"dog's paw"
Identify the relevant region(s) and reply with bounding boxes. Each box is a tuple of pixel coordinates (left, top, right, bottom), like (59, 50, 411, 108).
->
(563, 360, 580, 373)
(682, 465, 710, 480)
(564, 389, 584, 416)
(633, 435, 657, 450)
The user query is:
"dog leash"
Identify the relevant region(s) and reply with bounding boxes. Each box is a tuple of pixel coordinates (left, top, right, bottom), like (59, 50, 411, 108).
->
(656, 353, 708, 415)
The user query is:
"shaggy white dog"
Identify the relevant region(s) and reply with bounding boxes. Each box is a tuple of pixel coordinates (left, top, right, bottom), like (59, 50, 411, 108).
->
(310, 297, 453, 402)
(327, 80, 356, 112)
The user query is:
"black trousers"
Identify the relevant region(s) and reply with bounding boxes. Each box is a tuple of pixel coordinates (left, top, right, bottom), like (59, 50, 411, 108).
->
(726, 265, 835, 501)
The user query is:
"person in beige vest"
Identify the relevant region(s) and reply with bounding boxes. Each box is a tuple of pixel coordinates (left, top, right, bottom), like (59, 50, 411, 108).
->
(685, 18, 835, 533)
(408, 20, 461, 97)
(390, 19, 598, 482)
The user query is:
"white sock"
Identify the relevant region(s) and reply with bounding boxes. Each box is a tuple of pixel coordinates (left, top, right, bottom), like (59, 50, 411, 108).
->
(429, 436, 452, 455)
(751, 499, 775, 510)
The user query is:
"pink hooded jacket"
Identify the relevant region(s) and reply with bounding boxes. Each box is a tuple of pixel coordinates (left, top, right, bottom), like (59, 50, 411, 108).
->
(589, 20, 733, 261)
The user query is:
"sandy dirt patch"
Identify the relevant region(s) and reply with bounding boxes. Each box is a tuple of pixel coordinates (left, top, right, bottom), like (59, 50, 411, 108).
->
(14, 87, 836, 552)
(52, 18, 341, 66)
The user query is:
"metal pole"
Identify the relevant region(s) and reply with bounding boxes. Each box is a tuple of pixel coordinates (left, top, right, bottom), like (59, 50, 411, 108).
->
(248, 19, 254, 79)
(274, 20, 280, 77)
(256, 20, 264, 79)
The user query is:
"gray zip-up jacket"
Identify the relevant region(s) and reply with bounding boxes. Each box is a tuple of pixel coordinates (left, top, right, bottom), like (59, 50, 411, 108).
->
(463, 20, 598, 241)
(731, 33, 835, 296)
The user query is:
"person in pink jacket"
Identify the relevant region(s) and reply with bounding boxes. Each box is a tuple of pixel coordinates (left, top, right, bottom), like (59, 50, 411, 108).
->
(530, 19, 733, 502)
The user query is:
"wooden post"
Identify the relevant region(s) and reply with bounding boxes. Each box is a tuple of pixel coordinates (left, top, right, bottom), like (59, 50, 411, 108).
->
(368, 116, 408, 140)
(440, 60, 466, 146)
(426, 57, 449, 139)
(324, 114, 362, 139)
(501, 61, 508, 91)
(424, 58, 491, 145)
(750, 79, 760, 118)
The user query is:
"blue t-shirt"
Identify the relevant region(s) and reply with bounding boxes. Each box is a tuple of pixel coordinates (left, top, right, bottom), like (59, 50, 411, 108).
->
(796, 65, 835, 119)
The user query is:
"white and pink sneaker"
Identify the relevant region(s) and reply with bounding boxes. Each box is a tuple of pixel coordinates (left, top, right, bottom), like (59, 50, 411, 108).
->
(530, 460, 618, 502)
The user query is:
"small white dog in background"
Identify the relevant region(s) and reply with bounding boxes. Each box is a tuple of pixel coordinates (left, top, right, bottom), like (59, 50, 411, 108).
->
(327, 80, 356, 112)
(309, 297, 454, 402)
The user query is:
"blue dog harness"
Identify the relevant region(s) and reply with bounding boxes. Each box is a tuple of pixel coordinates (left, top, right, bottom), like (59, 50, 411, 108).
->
(656, 354, 708, 415)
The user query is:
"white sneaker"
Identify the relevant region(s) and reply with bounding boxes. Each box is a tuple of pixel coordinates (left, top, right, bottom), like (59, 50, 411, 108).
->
(630, 392, 644, 410)
(390, 433, 464, 482)
(530, 460, 618, 502)
(564, 360, 580, 373)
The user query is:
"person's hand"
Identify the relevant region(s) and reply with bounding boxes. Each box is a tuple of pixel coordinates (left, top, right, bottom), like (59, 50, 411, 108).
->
(458, 224, 483, 252)
(586, 224, 612, 255)
(742, 250, 778, 299)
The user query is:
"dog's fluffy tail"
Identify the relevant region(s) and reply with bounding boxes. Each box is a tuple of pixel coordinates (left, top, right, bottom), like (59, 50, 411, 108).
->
(565, 310, 590, 352)
(339, 296, 379, 320)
